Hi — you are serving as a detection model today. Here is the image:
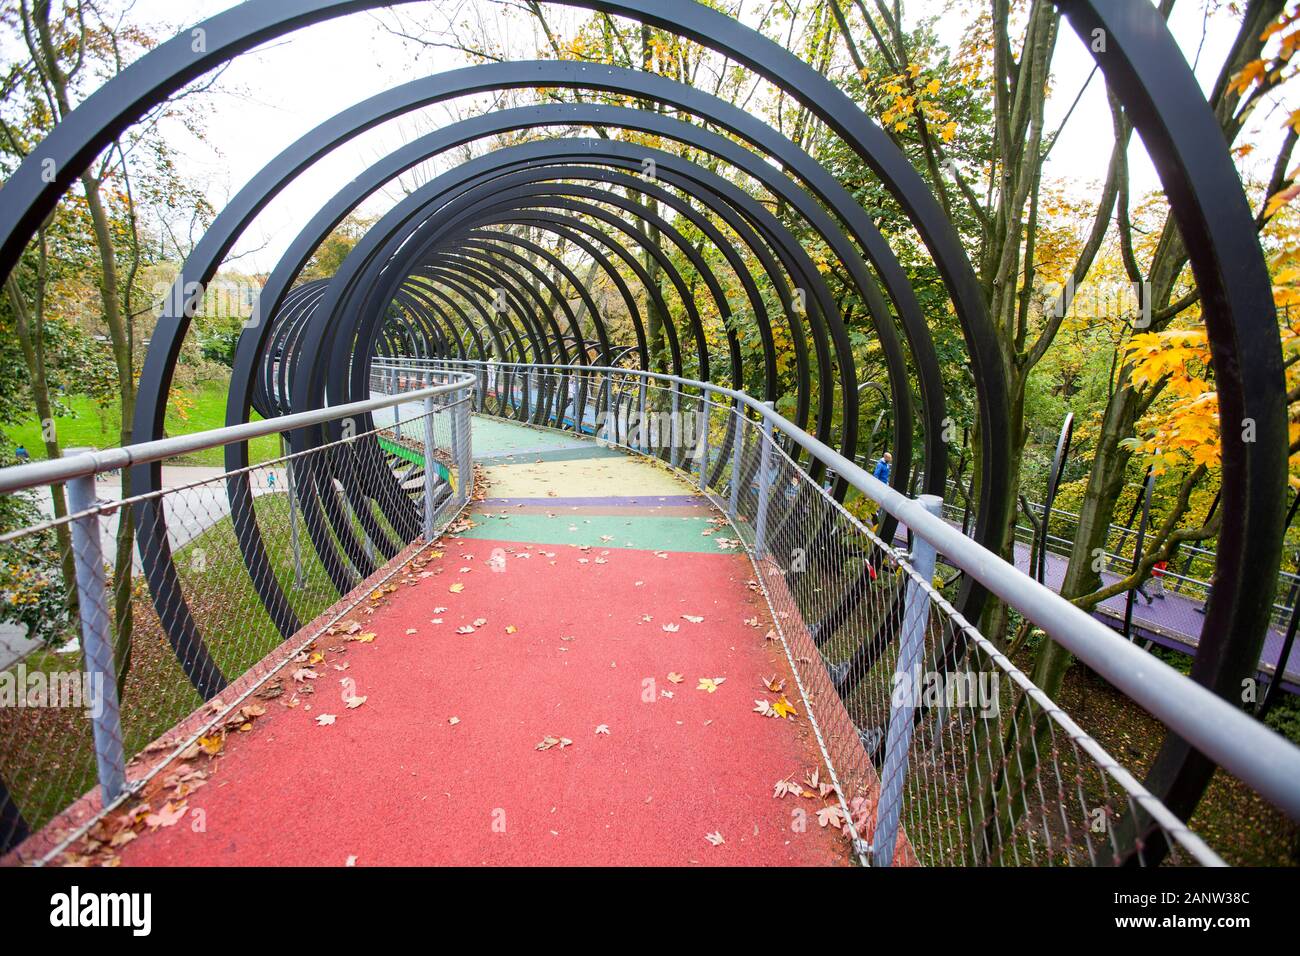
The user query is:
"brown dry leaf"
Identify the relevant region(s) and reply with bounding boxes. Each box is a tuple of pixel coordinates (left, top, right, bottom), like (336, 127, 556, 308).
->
(505, 625, 518, 634)
(763, 675, 787, 694)
(240, 704, 266, 720)
(535, 734, 573, 752)
(144, 802, 187, 830)
(449, 582, 465, 594)
(292, 667, 319, 682)
(351, 632, 377, 644)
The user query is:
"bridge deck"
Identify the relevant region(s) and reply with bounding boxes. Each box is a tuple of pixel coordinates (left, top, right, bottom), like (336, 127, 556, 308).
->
(101, 417, 849, 866)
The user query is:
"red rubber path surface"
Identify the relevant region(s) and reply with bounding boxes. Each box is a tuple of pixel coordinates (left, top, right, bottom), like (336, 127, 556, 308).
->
(112, 439, 850, 867)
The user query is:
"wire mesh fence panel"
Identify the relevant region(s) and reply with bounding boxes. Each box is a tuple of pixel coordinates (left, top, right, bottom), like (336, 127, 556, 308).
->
(0, 496, 100, 856)
(0, 378, 473, 860)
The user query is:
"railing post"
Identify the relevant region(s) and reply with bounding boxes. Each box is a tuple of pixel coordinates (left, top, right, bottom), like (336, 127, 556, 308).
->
(282, 436, 304, 590)
(571, 371, 581, 434)
(755, 402, 774, 556)
(638, 378, 648, 452)
(669, 380, 680, 467)
(873, 493, 944, 867)
(459, 388, 473, 504)
(64, 459, 127, 804)
(422, 377, 438, 540)
(605, 372, 615, 444)
(391, 366, 402, 441)
(697, 388, 711, 490)
(729, 404, 744, 520)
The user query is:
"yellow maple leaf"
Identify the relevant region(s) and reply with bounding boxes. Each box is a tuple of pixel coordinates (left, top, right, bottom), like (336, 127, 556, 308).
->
(771, 697, 798, 719)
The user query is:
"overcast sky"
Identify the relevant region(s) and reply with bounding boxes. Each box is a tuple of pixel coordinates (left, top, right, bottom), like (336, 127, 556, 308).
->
(100, 1, 1285, 275)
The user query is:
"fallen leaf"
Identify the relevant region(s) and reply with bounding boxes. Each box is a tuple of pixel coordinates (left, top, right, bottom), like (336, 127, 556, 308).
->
(667, 672, 684, 684)
(405, 628, 418, 635)
(456, 625, 475, 635)
(345, 855, 358, 867)
(704, 831, 725, 846)
(344, 695, 367, 709)
(198, 734, 224, 756)
(144, 802, 187, 830)
(535, 735, 573, 751)
(505, 625, 518, 634)
(448, 716, 460, 725)
(292, 668, 319, 682)
(662, 624, 680, 633)
(595, 724, 610, 735)
(472, 617, 487, 627)
(316, 714, 337, 726)
(772, 697, 798, 719)
(817, 805, 847, 828)
(449, 583, 465, 594)
(682, 615, 704, 624)
(696, 677, 726, 693)
(773, 779, 798, 799)
(763, 675, 787, 693)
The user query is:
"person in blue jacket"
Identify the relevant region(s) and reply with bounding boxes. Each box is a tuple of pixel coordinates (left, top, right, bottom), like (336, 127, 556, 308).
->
(872, 451, 891, 484)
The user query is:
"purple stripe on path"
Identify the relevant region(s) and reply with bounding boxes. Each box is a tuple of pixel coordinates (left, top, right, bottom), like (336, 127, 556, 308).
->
(479, 494, 707, 507)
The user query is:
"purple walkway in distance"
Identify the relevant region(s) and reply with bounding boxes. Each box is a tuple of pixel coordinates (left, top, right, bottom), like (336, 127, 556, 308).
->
(897, 521, 1299, 691)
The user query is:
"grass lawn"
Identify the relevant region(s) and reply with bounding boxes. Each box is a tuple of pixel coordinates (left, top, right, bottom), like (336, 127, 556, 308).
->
(5, 377, 280, 467)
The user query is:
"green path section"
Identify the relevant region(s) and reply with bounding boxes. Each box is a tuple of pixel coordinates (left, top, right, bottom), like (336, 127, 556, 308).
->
(377, 435, 450, 482)
(470, 415, 592, 457)
(460, 511, 725, 552)
(476, 445, 625, 466)
(467, 415, 733, 554)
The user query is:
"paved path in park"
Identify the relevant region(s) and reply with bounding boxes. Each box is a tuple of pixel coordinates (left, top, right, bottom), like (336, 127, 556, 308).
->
(105, 417, 848, 866)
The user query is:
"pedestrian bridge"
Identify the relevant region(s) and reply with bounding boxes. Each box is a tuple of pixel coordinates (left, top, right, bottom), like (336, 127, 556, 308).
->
(2, 366, 1297, 867)
(0, 0, 1298, 868)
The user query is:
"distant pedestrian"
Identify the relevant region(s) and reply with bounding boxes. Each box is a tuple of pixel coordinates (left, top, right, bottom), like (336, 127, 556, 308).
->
(1137, 560, 1168, 605)
(872, 452, 892, 484)
(14, 445, 30, 464)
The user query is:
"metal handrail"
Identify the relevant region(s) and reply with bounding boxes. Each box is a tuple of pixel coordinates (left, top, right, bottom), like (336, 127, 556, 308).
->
(0, 373, 477, 496)
(422, 356, 1300, 821)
